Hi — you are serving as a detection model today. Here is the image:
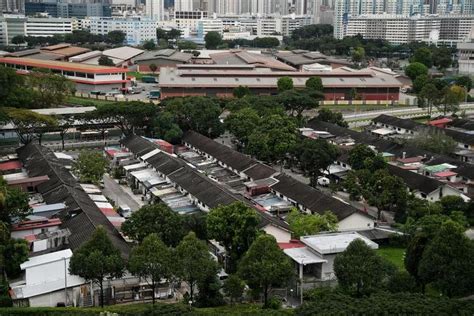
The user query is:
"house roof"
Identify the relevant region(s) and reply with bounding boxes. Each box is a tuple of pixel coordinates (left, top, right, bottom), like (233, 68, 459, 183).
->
(270, 174, 363, 221)
(428, 118, 453, 125)
(387, 164, 442, 194)
(0, 57, 127, 74)
(103, 46, 144, 61)
(307, 119, 474, 180)
(284, 246, 327, 264)
(183, 131, 276, 180)
(373, 114, 423, 130)
(300, 232, 379, 255)
(20, 249, 72, 270)
(210, 50, 296, 71)
(12, 218, 61, 231)
(134, 49, 193, 63)
(16, 143, 130, 257)
(274, 50, 352, 67)
(0, 160, 22, 171)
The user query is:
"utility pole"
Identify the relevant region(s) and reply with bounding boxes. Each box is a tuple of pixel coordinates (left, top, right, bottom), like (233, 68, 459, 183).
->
(63, 257, 68, 306)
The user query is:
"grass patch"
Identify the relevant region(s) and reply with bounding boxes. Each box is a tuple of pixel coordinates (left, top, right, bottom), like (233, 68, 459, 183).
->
(0, 303, 294, 316)
(377, 246, 406, 271)
(127, 72, 158, 80)
(67, 96, 115, 107)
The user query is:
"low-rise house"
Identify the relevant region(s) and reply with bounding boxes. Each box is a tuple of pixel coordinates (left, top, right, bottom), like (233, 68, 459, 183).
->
(11, 218, 62, 240)
(134, 49, 193, 73)
(10, 249, 86, 307)
(282, 232, 378, 287)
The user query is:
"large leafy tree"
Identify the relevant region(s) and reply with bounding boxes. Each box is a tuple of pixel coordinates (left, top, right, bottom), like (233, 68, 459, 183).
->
(408, 128, 456, 155)
(296, 138, 339, 186)
(405, 62, 428, 80)
(207, 202, 259, 272)
(410, 47, 433, 68)
(26, 69, 75, 108)
(121, 204, 185, 247)
(204, 31, 222, 49)
(348, 144, 380, 171)
(419, 220, 474, 297)
(106, 30, 125, 45)
(69, 227, 125, 307)
(287, 209, 338, 238)
(164, 97, 223, 138)
(6, 108, 58, 145)
(305, 77, 324, 92)
(277, 77, 294, 92)
(317, 109, 348, 127)
(153, 111, 183, 144)
(277, 89, 321, 118)
(334, 239, 395, 297)
(246, 114, 298, 164)
(224, 108, 260, 147)
(0, 177, 31, 223)
(98, 56, 115, 66)
(128, 234, 172, 305)
(175, 232, 218, 303)
(223, 274, 245, 304)
(73, 151, 108, 184)
(94, 102, 158, 136)
(432, 47, 452, 70)
(238, 235, 293, 307)
(417, 83, 441, 116)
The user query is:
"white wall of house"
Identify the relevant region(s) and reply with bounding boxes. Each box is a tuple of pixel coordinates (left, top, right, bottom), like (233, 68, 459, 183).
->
(262, 224, 291, 243)
(338, 213, 374, 231)
(11, 225, 60, 239)
(320, 254, 337, 281)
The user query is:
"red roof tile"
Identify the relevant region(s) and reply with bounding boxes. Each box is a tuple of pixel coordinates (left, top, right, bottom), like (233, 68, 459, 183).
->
(0, 160, 22, 171)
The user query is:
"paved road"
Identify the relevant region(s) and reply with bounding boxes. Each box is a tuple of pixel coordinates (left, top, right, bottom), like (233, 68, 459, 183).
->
(102, 174, 142, 212)
(343, 103, 474, 120)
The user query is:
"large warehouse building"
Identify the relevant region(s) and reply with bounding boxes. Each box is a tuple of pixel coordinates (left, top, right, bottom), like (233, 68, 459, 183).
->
(158, 64, 403, 101)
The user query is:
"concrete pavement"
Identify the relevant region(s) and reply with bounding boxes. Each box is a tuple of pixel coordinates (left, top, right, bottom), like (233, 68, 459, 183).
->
(102, 174, 143, 212)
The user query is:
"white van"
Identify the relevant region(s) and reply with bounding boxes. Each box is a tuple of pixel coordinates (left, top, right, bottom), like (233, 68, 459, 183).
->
(119, 204, 132, 218)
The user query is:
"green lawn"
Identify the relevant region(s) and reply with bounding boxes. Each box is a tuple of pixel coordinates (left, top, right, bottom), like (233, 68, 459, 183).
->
(67, 96, 115, 107)
(377, 246, 406, 271)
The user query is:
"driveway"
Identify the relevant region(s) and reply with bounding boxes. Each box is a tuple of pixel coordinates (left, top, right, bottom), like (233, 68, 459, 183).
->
(102, 174, 143, 212)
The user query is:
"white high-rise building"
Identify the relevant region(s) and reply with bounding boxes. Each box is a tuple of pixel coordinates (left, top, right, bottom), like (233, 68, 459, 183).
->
(146, 0, 164, 21)
(175, 0, 193, 11)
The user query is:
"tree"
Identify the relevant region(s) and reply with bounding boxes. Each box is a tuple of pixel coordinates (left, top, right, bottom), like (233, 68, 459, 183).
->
(153, 111, 183, 144)
(69, 227, 124, 307)
(207, 202, 259, 272)
(233, 86, 252, 98)
(175, 232, 218, 303)
(417, 83, 441, 116)
(305, 77, 324, 92)
(412, 74, 429, 94)
(433, 47, 452, 70)
(168, 28, 182, 41)
(121, 204, 185, 247)
(334, 239, 395, 297)
(0, 66, 24, 106)
(386, 271, 418, 293)
(246, 114, 298, 164)
(204, 31, 222, 49)
(94, 102, 158, 136)
(405, 234, 429, 292)
(352, 47, 365, 63)
(277, 76, 294, 92)
(79, 110, 115, 145)
(348, 144, 377, 171)
(408, 129, 456, 155)
(98, 55, 115, 66)
(149, 63, 158, 74)
(296, 138, 339, 186)
(440, 85, 466, 115)
(410, 47, 433, 68)
(287, 209, 338, 238)
(56, 115, 74, 150)
(6, 108, 57, 145)
(223, 274, 245, 304)
(73, 151, 108, 184)
(317, 109, 348, 127)
(11, 35, 25, 46)
(419, 220, 474, 297)
(143, 39, 156, 50)
(455, 76, 472, 92)
(224, 108, 260, 146)
(405, 62, 429, 81)
(0, 177, 31, 224)
(128, 234, 172, 305)
(164, 96, 223, 138)
(277, 89, 321, 118)
(178, 40, 197, 50)
(106, 30, 125, 45)
(238, 235, 293, 307)
(27, 68, 75, 108)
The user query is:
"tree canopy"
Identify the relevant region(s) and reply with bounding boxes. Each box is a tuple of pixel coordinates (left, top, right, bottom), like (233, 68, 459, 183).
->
(287, 209, 338, 238)
(73, 151, 108, 184)
(204, 31, 222, 49)
(238, 235, 293, 307)
(207, 202, 259, 272)
(69, 227, 124, 307)
(121, 204, 185, 247)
